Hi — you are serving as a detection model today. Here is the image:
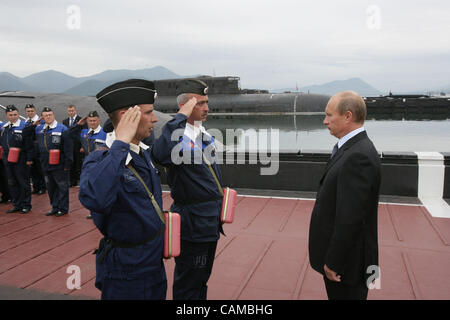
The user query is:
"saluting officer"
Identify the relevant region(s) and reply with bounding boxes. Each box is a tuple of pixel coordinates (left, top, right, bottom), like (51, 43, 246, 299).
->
(0, 105, 33, 213)
(78, 79, 166, 300)
(24, 104, 46, 195)
(34, 107, 73, 217)
(69, 111, 107, 156)
(151, 79, 224, 300)
(68, 110, 107, 219)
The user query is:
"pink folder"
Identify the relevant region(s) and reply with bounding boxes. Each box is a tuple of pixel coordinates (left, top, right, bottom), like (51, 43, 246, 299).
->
(221, 187, 237, 223)
(7, 147, 20, 163)
(164, 212, 181, 259)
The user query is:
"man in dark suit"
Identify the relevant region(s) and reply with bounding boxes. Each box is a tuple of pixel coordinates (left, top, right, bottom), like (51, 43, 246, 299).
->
(62, 105, 86, 187)
(308, 91, 381, 300)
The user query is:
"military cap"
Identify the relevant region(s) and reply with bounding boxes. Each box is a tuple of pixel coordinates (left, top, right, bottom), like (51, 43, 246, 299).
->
(5, 105, 17, 113)
(175, 79, 209, 96)
(88, 110, 99, 118)
(96, 79, 157, 113)
(42, 106, 52, 113)
(25, 103, 36, 109)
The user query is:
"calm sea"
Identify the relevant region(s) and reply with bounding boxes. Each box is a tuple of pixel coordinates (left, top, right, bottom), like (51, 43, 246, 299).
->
(204, 115, 450, 153)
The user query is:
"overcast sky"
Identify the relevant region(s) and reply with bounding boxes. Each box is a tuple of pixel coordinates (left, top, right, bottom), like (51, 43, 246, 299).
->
(1, 0, 449, 92)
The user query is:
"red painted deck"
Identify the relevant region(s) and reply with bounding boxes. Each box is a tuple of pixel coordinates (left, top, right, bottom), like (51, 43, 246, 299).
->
(0, 188, 449, 300)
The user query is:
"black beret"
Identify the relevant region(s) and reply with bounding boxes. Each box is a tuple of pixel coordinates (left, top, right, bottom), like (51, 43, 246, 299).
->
(88, 110, 99, 118)
(175, 79, 209, 96)
(25, 104, 36, 109)
(96, 79, 157, 113)
(5, 105, 17, 113)
(42, 106, 52, 113)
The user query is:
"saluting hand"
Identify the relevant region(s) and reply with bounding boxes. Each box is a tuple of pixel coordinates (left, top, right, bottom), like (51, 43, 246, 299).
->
(77, 116, 88, 126)
(115, 105, 141, 144)
(33, 117, 43, 126)
(178, 97, 197, 118)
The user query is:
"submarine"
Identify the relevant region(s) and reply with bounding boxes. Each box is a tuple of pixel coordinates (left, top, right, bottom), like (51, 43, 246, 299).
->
(154, 76, 331, 114)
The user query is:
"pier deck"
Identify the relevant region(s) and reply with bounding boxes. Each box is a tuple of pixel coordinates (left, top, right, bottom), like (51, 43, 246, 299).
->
(0, 187, 449, 300)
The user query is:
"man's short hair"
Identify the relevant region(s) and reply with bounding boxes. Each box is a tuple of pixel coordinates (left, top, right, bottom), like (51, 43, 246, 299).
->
(67, 105, 76, 109)
(108, 106, 128, 127)
(335, 91, 367, 124)
(176, 93, 190, 107)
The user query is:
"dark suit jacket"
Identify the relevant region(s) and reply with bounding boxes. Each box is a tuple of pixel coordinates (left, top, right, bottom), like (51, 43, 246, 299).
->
(63, 115, 86, 129)
(308, 131, 381, 285)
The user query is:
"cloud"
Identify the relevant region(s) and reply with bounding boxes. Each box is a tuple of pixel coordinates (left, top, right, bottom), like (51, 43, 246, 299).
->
(0, 0, 449, 92)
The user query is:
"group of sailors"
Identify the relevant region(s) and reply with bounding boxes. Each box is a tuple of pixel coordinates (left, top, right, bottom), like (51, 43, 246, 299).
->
(0, 103, 107, 217)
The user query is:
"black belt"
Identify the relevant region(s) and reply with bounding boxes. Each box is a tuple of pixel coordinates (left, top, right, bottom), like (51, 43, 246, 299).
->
(94, 227, 164, 264)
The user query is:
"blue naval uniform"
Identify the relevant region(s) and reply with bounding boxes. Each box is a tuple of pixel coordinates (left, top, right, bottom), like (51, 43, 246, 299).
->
(152, 113, 224, 242)
(69, 124, 107, 156)
(78, 135, 167, 300)
(0, 120, 33, 210)
(35, 121, 73, 213)
(151, 113, 224, 300)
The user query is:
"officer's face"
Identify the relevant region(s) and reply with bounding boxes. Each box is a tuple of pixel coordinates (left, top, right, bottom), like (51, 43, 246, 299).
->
(42, 111, 55, 125)
(25, 108, 36, 119)
(88, 116, 100, 130)
(67, 107, 76, 118)
(135, 104, 158, 141)
(188, 94, 209, 124)
(6, 111, 19, 124)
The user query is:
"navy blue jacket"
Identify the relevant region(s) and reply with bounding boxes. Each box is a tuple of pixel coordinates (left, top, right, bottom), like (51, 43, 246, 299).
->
(79, 139, 166, 282)
(35, 122, 73, 172)
(0, 120, 33, 167)
(68, 124, 107, 155)
(151, 113, 224, 242)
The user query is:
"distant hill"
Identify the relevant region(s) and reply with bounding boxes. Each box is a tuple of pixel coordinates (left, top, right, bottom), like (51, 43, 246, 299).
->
(274, 78, 383, 97)
(21, 70, 82, 93)
(63, 79, 117, 96)
(0, 66, 181, 96)
(65, 66, 181, 96)
(0, 72, 36, 92)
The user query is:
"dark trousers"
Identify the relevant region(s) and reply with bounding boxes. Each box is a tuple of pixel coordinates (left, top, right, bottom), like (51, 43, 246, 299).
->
(0, 161, 11, 201)
(173, 240, 218, 300)
(45, 170, 70, 213)
(70, 141, 83, 186)
(5, 163, 31, 209)
(100, 277, 167, 300)
(30, 160, 46, 192)
(324, 276, 369, 300)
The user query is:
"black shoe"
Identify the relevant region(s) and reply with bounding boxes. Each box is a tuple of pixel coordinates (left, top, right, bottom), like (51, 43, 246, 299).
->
(86, 215, 93, 219)
(46, 210, 58, 216)
(55, 211, 68, 217)
(32, 190, 39, 194)
(37, 190, 46, 195)
(21, 208, 31, 214)
(6, 207, 21, 213)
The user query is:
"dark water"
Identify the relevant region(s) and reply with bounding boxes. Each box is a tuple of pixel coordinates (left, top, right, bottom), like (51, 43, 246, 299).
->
(203, 115, 450, 153)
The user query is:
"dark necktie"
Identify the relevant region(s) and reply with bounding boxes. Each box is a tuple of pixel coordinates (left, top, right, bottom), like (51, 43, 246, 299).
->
(88, 130, 95, 137)
(331, 143, 339, 158)
(27, 119, 32, 125)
